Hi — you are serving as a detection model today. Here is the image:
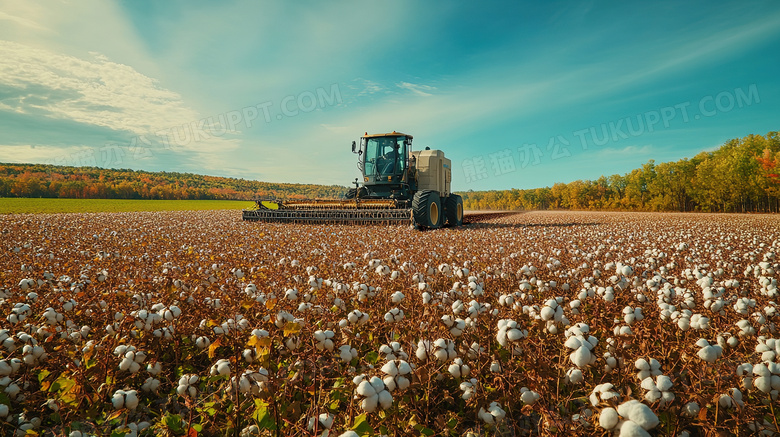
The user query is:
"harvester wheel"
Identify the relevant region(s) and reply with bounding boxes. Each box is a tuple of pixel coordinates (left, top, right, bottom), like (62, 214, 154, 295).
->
(445, 194, 463, 227)
(412, 190, 442, 229)
(343, 188, 357, 199)
(343, 187, 368, 199)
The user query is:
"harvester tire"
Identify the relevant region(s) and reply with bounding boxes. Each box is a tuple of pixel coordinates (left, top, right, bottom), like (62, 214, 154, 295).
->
(343, 187, 368, 199)
(445, 194, 463, 227)
(413, 190, 442, 229)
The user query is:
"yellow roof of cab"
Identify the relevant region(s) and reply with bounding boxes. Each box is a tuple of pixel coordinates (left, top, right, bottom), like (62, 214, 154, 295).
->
(363, 131, 412, 139)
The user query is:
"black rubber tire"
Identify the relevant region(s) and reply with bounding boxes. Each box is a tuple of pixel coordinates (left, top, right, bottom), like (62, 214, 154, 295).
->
(343, 188, 357, 199)
(412, 190, 442, 229)
(343, 187, 368, 199)
(445, 194, 463, 227)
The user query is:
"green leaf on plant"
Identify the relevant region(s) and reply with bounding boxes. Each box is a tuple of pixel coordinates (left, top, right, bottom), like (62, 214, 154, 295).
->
(414, 424, 435, 436)
(253, 399, 276, 430)
(37, 369, 51, 384)
(353, 413, 373, 436)
(365, 351, 379, 364)
(163, 413, 185, 433)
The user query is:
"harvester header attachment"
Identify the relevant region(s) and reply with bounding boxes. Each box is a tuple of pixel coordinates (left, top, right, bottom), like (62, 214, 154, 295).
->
(242, 198, 412, 225)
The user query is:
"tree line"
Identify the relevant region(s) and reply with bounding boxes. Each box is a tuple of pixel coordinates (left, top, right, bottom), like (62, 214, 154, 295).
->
(2, 131, 779, 212)
(460, 131, 780, 213)
(0, 164, 345, 201)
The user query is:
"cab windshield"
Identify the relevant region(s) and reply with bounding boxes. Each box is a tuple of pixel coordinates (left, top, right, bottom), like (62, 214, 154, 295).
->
(364, 136, 406, 177)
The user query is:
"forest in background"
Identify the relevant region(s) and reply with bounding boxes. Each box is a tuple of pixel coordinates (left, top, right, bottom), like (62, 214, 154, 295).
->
(461, 131, 780, 213)
(1, 131, 779, 212)
(0, 165, 344, 200)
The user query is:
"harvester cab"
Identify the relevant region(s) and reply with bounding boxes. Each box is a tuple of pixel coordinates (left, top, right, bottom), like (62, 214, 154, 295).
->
(347, 132, 415, 202)
(242, 131, 463, 229)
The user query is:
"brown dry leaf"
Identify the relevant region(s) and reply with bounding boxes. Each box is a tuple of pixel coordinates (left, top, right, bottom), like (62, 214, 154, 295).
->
(208, 337, 222, 359)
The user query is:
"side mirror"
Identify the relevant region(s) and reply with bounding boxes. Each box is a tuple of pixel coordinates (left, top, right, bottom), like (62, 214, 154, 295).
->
(351, 141, 357, 153)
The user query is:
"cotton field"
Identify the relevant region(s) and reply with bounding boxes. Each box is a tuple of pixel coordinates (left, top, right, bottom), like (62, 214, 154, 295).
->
(1, 210, 779, 436)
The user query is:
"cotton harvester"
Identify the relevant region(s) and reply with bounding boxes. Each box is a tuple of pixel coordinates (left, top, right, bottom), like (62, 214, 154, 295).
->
(242, 132, 463, 229)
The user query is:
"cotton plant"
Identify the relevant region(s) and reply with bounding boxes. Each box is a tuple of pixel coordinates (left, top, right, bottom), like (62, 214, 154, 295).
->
(20, 344, 46, 366)
(621, 306, 644, 325)
(447, 358, 470, 378)
(634, 358, 662, 381)
(589, 383, 620, 406)
(177, 374, 199, 398)
(0, 359, 22, 377)
(307, 413, 335, 435)
(496, 319, 528, 356)
(416, 339, 457, 362)
(750, 362, 780, 399)
(381, 359, 412, 392)
(231, 369, 270, 396)
(441, 315, 466, 337)
(210, 359, 231, 377)
(378, 342, 407, 360)
(539, 297, 568, 333)
(695, 339, 723, 363)
(520, 387, 541, 404)
(565, 324, 599, 369)
(718, 388, 745, 409)
(115, 345, 147, 374)
(459, 378, 479, 400)
(338, 345, 358, 363)
(383, 308, 404, 323)
(598, 399, 659, 436)
(141, 377, 160, 394)
(353, 375, 392, 413)
(755, 338, 780, 362)
(111, 389, 140, 410)
(640, 374, 674, 406)
(314, 330, 335, 352)
(478, 401, 506, 425)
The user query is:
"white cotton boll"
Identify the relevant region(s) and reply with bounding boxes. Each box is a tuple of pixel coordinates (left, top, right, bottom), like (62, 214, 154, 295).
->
(391, 291, 405, 303)
(624, 400, 659, 430)
(378, 389, 393, 409)
(618, 420, 651, 437)
(381, 361, 398, 377)
(124, 390, 139, 410)
(565, 336, 583, 349)
(771, 375, 780, 391)
(520, 388, 540, 404)
(566, 368, 584, 384)
(635, 359, 650, 371)
(697, 345, 722, 363)
(682, 401, 699, 417)
(356, 380, 376, 397)
(754, 376, 772, 393)
(119, 357, 133, 371)
(111, 391, 125, 409)
(599, 407, 619, 430)
(656, 375, 673, 391)
(570, 346, 592, 368)
(361, 394, 378, 413)
(540, 306, 555, 321)
(339, 345, 357, 363)
(640, 377, 656, 391)
(644, 389, 662, 403)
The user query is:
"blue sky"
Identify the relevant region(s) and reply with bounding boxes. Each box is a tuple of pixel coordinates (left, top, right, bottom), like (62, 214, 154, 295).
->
(1, 1, 779, 191)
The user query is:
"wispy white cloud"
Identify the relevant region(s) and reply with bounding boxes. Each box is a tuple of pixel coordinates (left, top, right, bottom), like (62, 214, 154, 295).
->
(0, 41, 199, 136)
(598, 145, 654, 157)
(0, 11, 50, 32)
(356, 79, 383, 97)
(397, 82, 436, 97)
